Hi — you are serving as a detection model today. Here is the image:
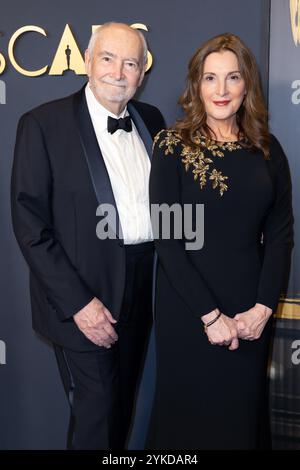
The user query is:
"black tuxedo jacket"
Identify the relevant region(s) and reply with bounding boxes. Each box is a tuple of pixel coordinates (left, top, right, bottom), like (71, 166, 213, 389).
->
(11, 85, 165, 351)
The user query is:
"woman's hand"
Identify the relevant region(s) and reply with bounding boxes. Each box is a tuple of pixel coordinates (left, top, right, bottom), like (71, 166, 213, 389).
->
(234, 303, 272, 341)
(201, 309, 239, 350)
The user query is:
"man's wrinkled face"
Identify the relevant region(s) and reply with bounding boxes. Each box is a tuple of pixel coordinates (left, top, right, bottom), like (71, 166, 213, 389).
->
(85, 25, 145, 114)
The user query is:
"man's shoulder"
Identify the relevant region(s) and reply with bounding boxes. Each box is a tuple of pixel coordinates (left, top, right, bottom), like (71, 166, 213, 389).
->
(130, 99, 162, 117)
(23, 87, 82, 123)
(129, 99, 165, 137)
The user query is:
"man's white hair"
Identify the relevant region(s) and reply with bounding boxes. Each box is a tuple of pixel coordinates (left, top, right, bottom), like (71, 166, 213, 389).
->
(87, 22, 148, 66)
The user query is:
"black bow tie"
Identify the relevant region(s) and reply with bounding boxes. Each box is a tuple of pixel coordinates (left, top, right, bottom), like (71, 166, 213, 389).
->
(107, 115, 132, 134)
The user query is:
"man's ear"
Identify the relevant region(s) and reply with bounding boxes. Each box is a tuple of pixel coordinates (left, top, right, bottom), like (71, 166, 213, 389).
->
(138, 66, 146, 87)
(85, 49, 91, 77)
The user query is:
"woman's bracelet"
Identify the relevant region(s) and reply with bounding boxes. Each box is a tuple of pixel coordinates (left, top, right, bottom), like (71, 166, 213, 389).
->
(203, 311, 222, 331)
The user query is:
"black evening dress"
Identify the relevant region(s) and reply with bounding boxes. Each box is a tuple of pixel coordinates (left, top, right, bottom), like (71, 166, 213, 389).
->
(147, 130, 293, 450)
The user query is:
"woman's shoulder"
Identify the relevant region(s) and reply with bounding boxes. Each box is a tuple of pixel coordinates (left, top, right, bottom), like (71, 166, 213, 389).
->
(269, 133, 289, 166)
(266, 134, 292, 185)
(153, 129, 183, 155)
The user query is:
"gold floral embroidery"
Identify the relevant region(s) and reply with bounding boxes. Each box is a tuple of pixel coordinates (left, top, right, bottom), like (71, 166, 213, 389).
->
(153, 129, 181, 154)
(154, 130, 242, 196)
(209, 169, 229, 196)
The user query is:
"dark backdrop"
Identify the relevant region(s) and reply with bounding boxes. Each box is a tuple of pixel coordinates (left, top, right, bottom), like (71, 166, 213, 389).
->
(0, 0, 270, 449)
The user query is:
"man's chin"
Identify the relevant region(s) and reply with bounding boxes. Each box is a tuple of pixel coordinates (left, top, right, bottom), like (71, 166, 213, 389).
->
(95, 89, 127, 103)
(106, 95, 127, 103)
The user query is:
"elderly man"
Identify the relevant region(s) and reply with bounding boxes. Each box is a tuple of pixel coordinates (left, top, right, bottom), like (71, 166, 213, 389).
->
(11, 22, 165, 449)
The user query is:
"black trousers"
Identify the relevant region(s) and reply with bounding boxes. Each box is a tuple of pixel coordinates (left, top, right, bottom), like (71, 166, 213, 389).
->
(54, 242, 154, 450)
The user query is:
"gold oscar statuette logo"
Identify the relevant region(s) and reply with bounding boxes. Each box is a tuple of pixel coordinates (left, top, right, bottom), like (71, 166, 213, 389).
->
(1, 23, 153, 76)
(290, 0, 300, 46)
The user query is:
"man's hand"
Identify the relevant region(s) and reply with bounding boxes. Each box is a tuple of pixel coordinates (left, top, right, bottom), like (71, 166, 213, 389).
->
(202, 309, 239, 351)
(73, 297, 118, 348)
(234, 303, 272, 341)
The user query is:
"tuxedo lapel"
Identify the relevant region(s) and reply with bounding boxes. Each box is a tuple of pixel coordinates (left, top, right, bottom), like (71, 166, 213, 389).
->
(73, 87, 154, 241)
(73, 87, 123, 240)
(128, 101, 153, 160)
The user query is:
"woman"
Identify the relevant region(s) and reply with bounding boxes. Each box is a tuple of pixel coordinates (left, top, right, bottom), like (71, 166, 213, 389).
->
(147, 33, 293, 449)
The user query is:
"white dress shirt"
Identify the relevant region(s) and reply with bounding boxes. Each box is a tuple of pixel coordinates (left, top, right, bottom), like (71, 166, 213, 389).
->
(85, 84, 153, 244)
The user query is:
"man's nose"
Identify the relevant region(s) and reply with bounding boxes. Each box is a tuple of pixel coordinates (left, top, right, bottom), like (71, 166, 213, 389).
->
(110, 61, 124, 80)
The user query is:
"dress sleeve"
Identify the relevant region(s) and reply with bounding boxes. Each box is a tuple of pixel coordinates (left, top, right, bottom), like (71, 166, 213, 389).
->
(150, 130, 218, 318)
(256, 135, 294, 311)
